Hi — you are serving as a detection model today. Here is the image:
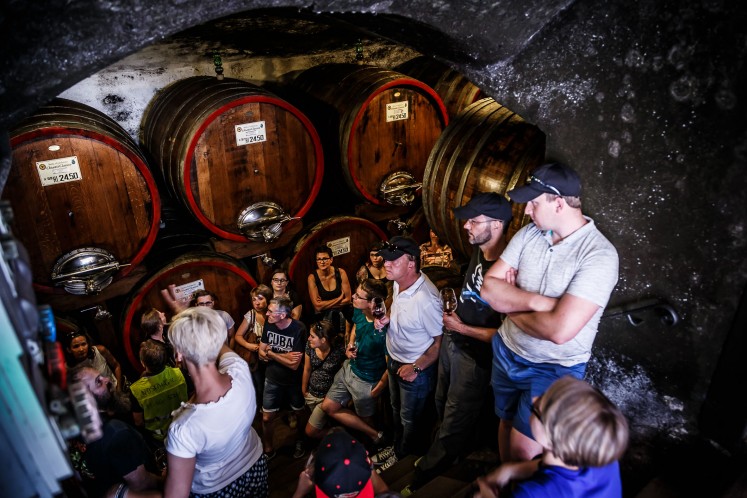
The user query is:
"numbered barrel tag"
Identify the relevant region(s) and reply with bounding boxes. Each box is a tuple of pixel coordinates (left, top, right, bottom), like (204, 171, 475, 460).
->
(36, 156, 83, 186)
(235, 121, 267, 146)
(386, 101, 409, 122)
(327, 236, 351, 257)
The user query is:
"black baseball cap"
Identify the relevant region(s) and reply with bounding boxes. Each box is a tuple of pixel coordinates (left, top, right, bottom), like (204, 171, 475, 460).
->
(314, 430, 374, 498)
(507, 162, 582, 203)
(377, 236, 420, 261)
(453, 192, 513, 222)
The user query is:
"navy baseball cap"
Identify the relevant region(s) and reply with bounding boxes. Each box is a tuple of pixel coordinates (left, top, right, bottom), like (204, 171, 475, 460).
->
(377, 236, 420, 261)
(507, 162, 582, 203)
(453, 192, 513, 222)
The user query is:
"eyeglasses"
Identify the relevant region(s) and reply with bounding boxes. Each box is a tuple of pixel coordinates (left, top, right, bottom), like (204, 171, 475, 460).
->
(271, 278, 288, 283)
(530, 396, 543, 422)
(352, 293, 370, 301)
(316, 257, 331, 262)
(267, 309, 285, 316)
(529, 175, 561, 196)
(196, 301, 214, 307)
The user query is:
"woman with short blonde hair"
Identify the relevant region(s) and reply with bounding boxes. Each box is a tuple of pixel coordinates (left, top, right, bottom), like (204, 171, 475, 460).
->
(164, 307, 267, 498)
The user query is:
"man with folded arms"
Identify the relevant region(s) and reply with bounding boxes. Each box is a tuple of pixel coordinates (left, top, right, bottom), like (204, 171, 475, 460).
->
(482, 162, 619, 462)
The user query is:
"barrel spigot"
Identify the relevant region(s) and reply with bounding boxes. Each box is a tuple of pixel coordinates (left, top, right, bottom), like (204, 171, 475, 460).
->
(213, 52, 224, 80)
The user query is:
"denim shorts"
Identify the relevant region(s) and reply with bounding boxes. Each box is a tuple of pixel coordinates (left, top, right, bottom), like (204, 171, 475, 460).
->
(262, 379, 305, 412)
(491, 334, 585, 438)
(325, 361, 378, 418)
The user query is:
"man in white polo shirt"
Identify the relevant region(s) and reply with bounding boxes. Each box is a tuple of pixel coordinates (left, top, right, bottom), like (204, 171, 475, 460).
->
(374, 236, 443, 470)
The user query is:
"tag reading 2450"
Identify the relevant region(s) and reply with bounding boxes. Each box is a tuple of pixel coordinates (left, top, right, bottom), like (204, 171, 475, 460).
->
(36, 156, 84, 187)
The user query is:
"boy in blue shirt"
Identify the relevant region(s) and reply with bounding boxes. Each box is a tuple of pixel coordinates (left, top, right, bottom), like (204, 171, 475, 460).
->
(475, 376, 628, 498)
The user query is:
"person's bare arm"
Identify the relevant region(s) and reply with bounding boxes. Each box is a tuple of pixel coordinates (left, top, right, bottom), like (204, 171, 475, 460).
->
(291, 304, 302, 321)
(160, 284, 189, 314)
(474, 459, 540, 498)
(301, 352, 312, 396)
(259, 342, 270, 361)
(397, 335, 442, 382)
(371, 369, 388, 398)
(481, 259, 556, 314)
(266, 349, 304, 370)
(346, 325, 357, 359)
(443, 312, 497, 343)
(307, 274, 325, 312)
(338, 269, 352, 305)
(370, 469, 389, 493)
(97, 345, 122, 388)
(508, 294, 601, 344)
(234, 318, 253, 349)
(123, 463, 164, 492)
(291, 468, 314, 498)
(163, 453, 196, 498)
(308, 271, 350, 312)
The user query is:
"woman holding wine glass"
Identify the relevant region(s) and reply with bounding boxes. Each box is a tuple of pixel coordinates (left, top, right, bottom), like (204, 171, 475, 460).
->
(320, 279, 389, 445)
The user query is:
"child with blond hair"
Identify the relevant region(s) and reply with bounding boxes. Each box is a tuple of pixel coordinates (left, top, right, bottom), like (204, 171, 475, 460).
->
(475, 376, 628, 498)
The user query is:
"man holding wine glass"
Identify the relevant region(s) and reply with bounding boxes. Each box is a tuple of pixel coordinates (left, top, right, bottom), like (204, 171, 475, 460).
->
(374, 236, 443, 471)
(407, 192, 513, 493)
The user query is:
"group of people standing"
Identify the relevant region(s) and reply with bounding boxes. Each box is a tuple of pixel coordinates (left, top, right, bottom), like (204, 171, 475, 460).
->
(63, 161, 630, 498)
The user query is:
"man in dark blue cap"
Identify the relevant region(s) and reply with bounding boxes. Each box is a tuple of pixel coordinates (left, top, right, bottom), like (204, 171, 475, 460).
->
(406, 192, 513, 493)
(373, 236, 443, 471)
(481, 162, 619, 462)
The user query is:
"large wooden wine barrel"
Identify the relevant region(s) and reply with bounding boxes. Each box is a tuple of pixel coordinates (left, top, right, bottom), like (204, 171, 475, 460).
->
(423, 98, 546, 259)
(6, 98, 160, 294)
(121, 252, 257, 371)
(292, 64, 448, 206)
(395, 56, 483, 119)
(288, 216, 388, 318)
(422, 266, 464, 291)
(140, 76, 323, 241)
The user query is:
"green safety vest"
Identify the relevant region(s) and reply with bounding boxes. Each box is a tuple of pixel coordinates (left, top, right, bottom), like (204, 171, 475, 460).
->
(130, 367, 187, 441)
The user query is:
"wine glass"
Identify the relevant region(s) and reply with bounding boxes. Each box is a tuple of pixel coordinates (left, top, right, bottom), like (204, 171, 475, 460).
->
(371, 297, 387, 332)
(440, 287, 458, 315)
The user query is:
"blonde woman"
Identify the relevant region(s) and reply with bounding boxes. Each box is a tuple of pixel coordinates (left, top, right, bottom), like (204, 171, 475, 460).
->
(164, 307, 267, 498)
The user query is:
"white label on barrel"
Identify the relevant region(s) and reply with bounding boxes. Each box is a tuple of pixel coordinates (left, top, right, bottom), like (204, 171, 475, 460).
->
(327, 237, 351, 257)
(172, 279, 205, 303)
(235, 121, 267, 146)
(386, 101, 409, 122)
(36, 156, 83, 186)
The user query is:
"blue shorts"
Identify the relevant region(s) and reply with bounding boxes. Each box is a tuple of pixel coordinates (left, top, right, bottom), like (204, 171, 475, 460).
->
(491, 334, 586, 439)
(262, 379, 305, 412)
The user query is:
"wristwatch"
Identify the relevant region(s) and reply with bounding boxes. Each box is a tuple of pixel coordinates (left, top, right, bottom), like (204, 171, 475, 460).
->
(412, 363, 422, 375)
